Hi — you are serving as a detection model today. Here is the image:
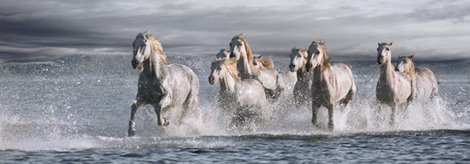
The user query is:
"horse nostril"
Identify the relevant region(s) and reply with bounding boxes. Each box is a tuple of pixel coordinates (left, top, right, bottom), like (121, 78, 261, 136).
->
(208, 76, 214, 84)
(289, 64, 295, 69)
(131, 59, 137, 68)
(306, 63, 312, 71)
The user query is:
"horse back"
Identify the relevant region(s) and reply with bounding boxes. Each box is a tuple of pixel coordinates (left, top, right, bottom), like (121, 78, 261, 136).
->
(166, 64, 199, 101)
(331, 64, 355, 97)
(415, 67, 438, 99)
(237, 79, 267, 107)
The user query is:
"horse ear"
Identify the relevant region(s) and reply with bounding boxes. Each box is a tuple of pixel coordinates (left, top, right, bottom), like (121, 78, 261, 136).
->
(292, 47, 297, 52)
(389, 42, 393, 46)
(408, 55, 414, 60)
(378, 42, 380, 46)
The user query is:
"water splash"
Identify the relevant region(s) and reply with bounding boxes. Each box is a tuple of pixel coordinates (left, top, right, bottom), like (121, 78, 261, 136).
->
(0, 55, 469, 151)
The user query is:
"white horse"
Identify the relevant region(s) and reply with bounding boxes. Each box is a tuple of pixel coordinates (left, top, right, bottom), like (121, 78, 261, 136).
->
(128, 32, 199, 137)
(228, 33, 285, 100)
(253, 54, 286, 100)
(215, 48, 230, 61)
(376, 42, 412, 125)
(305, 40, 356, 130)
(289, 47, 313, 105)
(208, 58, 268, 128)
(396, 55, 438, 101)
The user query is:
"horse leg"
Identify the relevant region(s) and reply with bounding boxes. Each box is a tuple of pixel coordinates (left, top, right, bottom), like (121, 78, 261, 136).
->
(340, 87, 355, 107)
(128, 100, 143, 137)
(326, 104, 334, 131)
(154, 105, 169, 126)
(157, 94, 172, 126)
(311, 102, 321, 127)
(181, 92, 199, 125)
(390, 104, 396, 126)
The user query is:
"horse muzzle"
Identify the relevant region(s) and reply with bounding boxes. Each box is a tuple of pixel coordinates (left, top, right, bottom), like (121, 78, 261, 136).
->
(131, 59, 143, 70)
(289, 64, 296, 72)
(305, 63, 312, 72)
(208, 76, 215, 85)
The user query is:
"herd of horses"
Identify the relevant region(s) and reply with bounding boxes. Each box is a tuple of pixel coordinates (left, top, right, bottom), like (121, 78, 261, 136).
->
(127, 32, 438, 137)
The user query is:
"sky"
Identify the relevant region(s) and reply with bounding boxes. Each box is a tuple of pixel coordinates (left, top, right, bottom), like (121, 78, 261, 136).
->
(1, 0, 470, 62)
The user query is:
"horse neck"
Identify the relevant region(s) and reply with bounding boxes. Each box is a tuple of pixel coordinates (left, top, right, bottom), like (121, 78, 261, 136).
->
(238, 52, 256, 79)
(313, 53, 331, 80)
(219, 68, 238, 94)
(379, 55, 394, 82)
(296, 66, 310, 81)
(149, 53, 168, 79)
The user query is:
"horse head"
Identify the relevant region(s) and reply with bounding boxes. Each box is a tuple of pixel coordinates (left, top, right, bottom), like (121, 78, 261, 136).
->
(377, 42, 393, 65)
(396, 55, 414, 73)
(229, 33, 253, 63)
(208, 61, 221, 85)
(216, 48, 230, 61)
(208, 58, 239, 85)
(306, 40, 328, 71)
(132, 32, 152, 71)
(289, 47, 308, 72)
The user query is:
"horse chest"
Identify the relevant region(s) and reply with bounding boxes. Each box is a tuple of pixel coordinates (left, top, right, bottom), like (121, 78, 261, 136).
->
(137, 79, 164, 100)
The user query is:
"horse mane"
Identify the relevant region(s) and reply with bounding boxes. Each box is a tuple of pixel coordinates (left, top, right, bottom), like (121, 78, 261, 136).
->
(222, 58, 240, 81)
(292, 47, 307, 53)
(258, 56, 274, 70)
(317, 41, 330, 66)
(406, 55, 415, 80)
(237, 34, 254, 66)
(143, 32, 168, 64)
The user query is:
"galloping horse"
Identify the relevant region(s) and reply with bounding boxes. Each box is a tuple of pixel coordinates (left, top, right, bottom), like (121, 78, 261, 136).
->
(128, 32, 199, 137)
(289, 47, 313, 105)
(376, 42, 412, 125)
(228, 33, 284, 100)
(253, 55, 285, 100)
(208, 58, 268, 128)
(305, 40, 356, 130)
(396, 55, 438, 101)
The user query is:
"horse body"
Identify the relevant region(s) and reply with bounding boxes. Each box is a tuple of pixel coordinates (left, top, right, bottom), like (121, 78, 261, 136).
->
(128, 32, 199, 137)
(208, 59, 268, 127)
(289, 47, 313, 105)
(396, 56, 438, 101)
(376, 42, 412, 125)
(253, 55, 285, 100)
(305, 41, 356, 130)
(229, 34, 284, 100)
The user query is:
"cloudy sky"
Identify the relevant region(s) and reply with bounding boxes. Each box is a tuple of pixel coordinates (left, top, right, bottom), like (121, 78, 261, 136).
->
(1, 0, 469, 62)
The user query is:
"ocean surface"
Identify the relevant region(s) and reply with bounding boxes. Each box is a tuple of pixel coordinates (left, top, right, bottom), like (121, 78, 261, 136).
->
(0, 55, 469, 163)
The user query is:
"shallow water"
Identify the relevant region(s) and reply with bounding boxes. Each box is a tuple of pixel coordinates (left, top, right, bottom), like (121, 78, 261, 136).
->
(0, 55, 469, 163)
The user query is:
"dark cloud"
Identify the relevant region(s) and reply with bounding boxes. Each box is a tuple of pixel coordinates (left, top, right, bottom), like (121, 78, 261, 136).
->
(0, 0, 469, 63)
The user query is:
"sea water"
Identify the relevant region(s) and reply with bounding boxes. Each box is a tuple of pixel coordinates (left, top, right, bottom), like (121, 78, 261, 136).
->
(0, 55, 469, 163)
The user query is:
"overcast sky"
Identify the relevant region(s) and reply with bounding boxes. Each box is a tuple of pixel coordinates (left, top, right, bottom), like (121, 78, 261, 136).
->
(1, 0, 469, 62)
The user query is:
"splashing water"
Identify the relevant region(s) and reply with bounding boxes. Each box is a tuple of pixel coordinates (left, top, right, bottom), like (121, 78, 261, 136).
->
(0, 55, 469, 155)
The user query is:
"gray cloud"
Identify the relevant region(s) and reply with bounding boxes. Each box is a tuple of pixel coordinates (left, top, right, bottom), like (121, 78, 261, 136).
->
(409, 0, 470, 22)
(0, 0, 469, 62)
